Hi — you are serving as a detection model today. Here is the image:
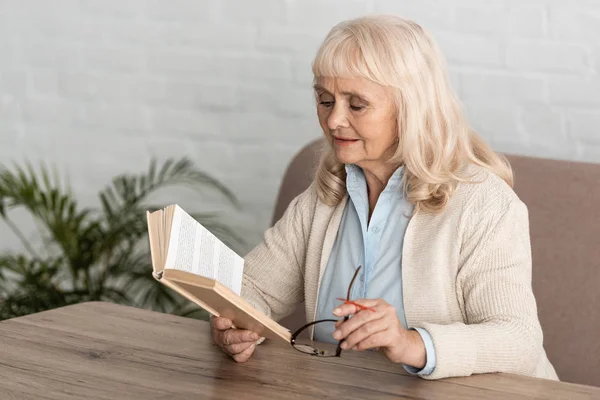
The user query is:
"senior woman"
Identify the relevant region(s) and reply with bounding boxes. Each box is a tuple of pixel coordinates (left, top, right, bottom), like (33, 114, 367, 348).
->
(210, 14, 558, 381)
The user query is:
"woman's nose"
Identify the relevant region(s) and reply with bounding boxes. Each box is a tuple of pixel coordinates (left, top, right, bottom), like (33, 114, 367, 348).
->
(327, 104, 349, 130)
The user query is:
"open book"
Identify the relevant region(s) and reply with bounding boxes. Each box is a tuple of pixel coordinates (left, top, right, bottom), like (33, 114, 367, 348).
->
(146, 205, 291, 343)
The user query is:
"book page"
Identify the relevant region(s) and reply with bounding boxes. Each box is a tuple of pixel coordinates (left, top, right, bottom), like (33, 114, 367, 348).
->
(216, 246, 244, 298)
(164, 205, 244, 295)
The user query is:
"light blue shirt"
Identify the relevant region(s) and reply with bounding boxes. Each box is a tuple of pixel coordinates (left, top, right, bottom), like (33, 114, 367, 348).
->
(314, 164, 436, 376)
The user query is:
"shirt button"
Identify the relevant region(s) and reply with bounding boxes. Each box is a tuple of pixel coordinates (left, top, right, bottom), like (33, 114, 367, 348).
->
(372, 226, 379, 233)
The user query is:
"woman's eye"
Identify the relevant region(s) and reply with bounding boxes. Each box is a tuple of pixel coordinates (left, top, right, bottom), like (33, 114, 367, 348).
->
(319, 101, 334, 108)
(350, 105, 364, 111)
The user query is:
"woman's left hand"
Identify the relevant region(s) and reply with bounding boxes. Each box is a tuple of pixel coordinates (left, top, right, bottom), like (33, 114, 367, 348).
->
(333, 298, 427, 369)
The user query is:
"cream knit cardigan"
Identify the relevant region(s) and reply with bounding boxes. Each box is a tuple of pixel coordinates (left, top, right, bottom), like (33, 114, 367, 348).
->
(241, 165, 559, 381)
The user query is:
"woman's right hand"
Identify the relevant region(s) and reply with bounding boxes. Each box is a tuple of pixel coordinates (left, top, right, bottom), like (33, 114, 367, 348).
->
(210, 316, 261, 363)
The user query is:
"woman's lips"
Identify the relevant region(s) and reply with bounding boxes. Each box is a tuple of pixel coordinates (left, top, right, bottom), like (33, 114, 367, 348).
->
(333, 137, 359, 146)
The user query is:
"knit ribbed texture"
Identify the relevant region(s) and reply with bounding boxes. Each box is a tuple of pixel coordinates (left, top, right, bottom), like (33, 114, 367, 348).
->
(241, 165, 558, 381)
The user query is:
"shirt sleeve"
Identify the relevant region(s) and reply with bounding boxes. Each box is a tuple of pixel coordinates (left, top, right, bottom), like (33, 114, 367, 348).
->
(403, 327, 437, 376)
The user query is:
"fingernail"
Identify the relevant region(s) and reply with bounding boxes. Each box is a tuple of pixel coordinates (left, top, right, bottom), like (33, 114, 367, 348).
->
(333, 330, 341, 339)
(352, 346, 358, 351)
(333, 308, 341, 316)
(340, 342, 348, 349)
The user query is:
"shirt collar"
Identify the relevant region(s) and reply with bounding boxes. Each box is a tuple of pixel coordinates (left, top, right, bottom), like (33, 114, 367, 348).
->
(345, 164, 405, 194)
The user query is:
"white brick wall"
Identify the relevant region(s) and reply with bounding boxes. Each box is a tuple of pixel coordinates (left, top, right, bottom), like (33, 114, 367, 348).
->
(1, 0, 599, 253)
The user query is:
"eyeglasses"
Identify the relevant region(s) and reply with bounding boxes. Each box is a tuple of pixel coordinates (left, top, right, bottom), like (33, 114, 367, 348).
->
(290, 265, 375, 357)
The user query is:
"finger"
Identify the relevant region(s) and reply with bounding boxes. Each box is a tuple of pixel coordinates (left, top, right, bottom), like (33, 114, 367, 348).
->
(340, 318, 388, 350)
(224, 341, 255, 355)
(222, 329, 260, 346)
(211, 317, 234, 331)
(232, 343, 256, 363)
(352, 330, 391, 352)
(333, 307, 385, 341)
(333, 299, 380, 317)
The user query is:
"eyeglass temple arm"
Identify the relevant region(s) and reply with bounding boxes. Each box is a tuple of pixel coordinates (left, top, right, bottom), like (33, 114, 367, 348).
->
(290, 319, 338, 344)
(347, 265, 361, 300)
(336, 265, 361, 356)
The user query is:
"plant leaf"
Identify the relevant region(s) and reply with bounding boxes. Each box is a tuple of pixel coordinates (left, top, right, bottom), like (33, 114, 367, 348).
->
(0, 157, 242, 321)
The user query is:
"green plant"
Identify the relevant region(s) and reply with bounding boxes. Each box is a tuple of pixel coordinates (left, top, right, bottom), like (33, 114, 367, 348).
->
(0, 158, 243, 321)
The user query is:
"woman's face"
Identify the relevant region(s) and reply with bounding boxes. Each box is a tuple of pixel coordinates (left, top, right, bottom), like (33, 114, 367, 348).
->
(314, 76, 398, 168)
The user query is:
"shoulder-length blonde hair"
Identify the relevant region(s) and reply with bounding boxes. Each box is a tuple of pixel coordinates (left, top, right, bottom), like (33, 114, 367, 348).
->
(312, 14, 513, 213)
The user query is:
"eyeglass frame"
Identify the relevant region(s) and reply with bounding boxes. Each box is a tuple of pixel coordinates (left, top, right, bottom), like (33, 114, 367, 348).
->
(289, 265, 363, 357)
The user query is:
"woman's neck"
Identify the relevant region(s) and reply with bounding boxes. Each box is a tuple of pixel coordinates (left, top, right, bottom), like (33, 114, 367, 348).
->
(359, 161, 402, 221)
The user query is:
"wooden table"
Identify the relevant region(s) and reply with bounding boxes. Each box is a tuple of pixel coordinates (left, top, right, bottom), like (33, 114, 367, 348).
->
(0, 302, 598, 399)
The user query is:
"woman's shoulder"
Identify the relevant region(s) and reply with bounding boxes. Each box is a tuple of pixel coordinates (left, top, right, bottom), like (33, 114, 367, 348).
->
(452, 163, 524, 216)
(280, 180, 321, 221)
(295, 180, 320, 208)
(285, 179, 347, 228)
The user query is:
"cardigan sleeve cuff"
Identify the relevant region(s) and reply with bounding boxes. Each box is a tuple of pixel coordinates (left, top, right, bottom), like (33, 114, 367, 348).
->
(419, 321, 478, 380)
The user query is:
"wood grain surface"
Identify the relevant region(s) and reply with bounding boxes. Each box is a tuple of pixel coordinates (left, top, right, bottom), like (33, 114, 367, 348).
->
(0, 302, 598, 399)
